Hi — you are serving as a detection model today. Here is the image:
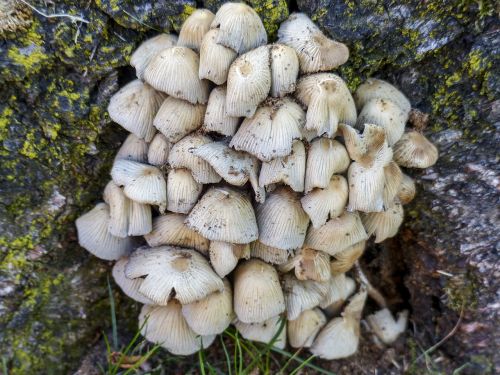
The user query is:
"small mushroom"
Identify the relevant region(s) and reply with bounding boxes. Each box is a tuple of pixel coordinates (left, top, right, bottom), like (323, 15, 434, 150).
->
(366, 308, 408, 345)
(234, 316, 286, 349)
(398, 173, 416, 204)
(202, 86, 241, 136)
(112, 257, 155, 304)
(130, 34, 177, 80)
(199, 29, 238, 85)
(354, 78, 411, 114)
(128, 200, 153, 237)
(319, 273, 357, 316)
(270, 43, 299, 97)
(147, 133, 171, 167)
(283, 273, 329, 320)
(177, 9, 215, 51)
(393, 131, 439, 168)
(209, 241, 250, 278)
(288, 308, 327, 348)
(166, 168, 203, 214)
(362, 201, 404, 243)
(114, 134, 148, 163)
(330, 241, 366, 274)
(383, 161, 403, 208)
(279, 248, 331, 282)
(250, 240, 291, 265)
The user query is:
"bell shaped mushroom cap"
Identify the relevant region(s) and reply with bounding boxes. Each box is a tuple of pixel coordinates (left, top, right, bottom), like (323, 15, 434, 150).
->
(296, 73, 356, 137)
(304, 138, 350, 193)
(398, 173, 416, 205)
(259, 140, 306, 192)
(383, 161, 403, 208)
(279, 248, 331, 282)
(283, 274, 329, 320)
(233, 259, 285, 323)
(257, 187, 310, 251)
(186, 186, 258, 244)
(128, 200, 153, 236)
(357, 98, 409, 146)
(354, 78, 411, 114)
(168, 134, 222, 184)
(114, 134, 149, 163)
(319, 273, 356, 312)
(235, 316, 286, 349)
(111, 159, 167, 213)
(199, 30, 238, 85)
(76, 203, 133, 260)
(288, 308, 327, 348)
(209, 241, 250, 278)
(330, 241, 366, 274)
(144, 47, 209, 104)
(112, 257, 155, 304)
(202, 86, 240, 136)
(125, 246, 224, 305)
(108, 80, 165, 142)
(393, 131, 438, 168)
(250, 240, 291, 265)
(153, 97, 206, 143)
(182, 279, 234, 335)
(301, 175, 348, 229)
(362, 201, 404, 243)
(139, 302, 216, 355)
(210, 2, 267, 54)
(347, 161, 386, 213)
(130, 34, 177, 80)
(305, 211, 368, 256)
(230, 98, 305, 162)
(103, 180, 129, 238)
(147, 133, 171, 167)
(366, 308, 408, 345)
(270, 44, 299, 97)
(144, 214, 209, 254)
(226, 46, 271, 117)
(166, 168, 203, 214)
(177, 9, 215, 51)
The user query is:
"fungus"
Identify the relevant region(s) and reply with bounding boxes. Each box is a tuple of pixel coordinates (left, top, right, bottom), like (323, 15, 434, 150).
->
(330, 241, 366, 274)
(288, 308, 327, 348)
(283, 274, 328, 320)
(234, 316, 286, 349)
(112, 257, 155, 305)
(177, 9, 215, 51)
(398, 173, 417, 204)
(209, 241, 250, 278)
(147, 133, 171, 167)
(202, 86, 241, 136)
(199, 30, 238, 85)
(354, 78, 411, 114)
(362, 201, 404, 243)
(279, 248, 331, 282)
(166, 168, 203, 214)
(393, 131, 439, 168)
(114, 134, 149, 163)
(366, 308, 409, 345)
(319, 273, 357, 316)
(270, 44, 299, 97)
(130, 34, 178, 80)
(250, 240, 291, 265)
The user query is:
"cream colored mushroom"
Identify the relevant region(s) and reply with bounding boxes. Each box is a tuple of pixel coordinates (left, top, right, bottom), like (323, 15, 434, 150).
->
(209, 241, 250, 278)
(166, 168, 203, 214)
(130, 34, 177, 80)
(288, 308, 326, 348)
(177, 9, 215, 51)
(199, 29, 237, 85)
(283, 273, 328, 320)
(112, 257, 155, 304)
(279, 248, 331, 282)
(234, 316, 286, 349)
(393, 131, 438, 168)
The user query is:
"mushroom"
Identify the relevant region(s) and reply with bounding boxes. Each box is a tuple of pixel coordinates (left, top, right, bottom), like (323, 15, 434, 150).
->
(147, 133, 171, 167)
(354, 78, 411, 114)
(383, 161, 403, 208)
(393, 131, 439, 168)
(250, 240, 291, 265)
(234, 316, 286, 349)
(202, 86, 240, 136)
(319, 273, 357, 316)
(130, 34, 177, 80)
(398, 173, 416, 204)
(166, 168, 203, 214)
(362, 201, 404, 243)
(114, 133, 148, 163)
(177, 9, 215, 51)
(288, 308, 327, 348)
(366, 308, 408, 345)
(112, 257, 155, 304)
(199, 30, 238, 85)
(209, 241, 250, 278)
(279, 248, 331, 282)
(282, 273, 329, 320)
(270, 43, 299, 97)
(330, 241, 366, 274)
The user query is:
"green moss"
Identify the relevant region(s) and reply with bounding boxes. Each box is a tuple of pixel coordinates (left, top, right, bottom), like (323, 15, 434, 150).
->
(168, 4, 196, 32)
(443, 272, 479, 311)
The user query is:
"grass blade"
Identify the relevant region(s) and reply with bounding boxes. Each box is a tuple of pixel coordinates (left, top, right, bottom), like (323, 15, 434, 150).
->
(220, 336, 232, 375)
(107, 275, 118, 350)
(289, 354, 316, 375)
(271, 347, 335, 375)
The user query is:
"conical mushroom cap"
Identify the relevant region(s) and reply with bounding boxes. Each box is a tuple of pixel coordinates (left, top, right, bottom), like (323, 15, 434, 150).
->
(366, 308, 408, 344)
(347, 161, 386, 213)
(319, 273, 356, 311)
(283, 274, 328, 320)
(279, 248, 331, 282)
(76, 203, 133, 260)
(199, 29, 238, 85)
(108, 80, 165, 142)
(130, 34, 177, 80)
(168, 134, 222, 184)
(166, 168, 203, 214)
(330, 241, 366, 274)
(304, 138, 350, 193)
(226, 46, 271, 117)
(270, 44, 299, 97)
(230, 98, 305, 162)
(125, 246, 224, 305)
(139, 302, 216, 355)
(288, 308, 327, 348)
(186, 186, 258, 244)
(144, 47, 209, 104)
(250, 240, 291, 265)
(362, 201, 404, 243)
(393, 131, 438, 168)
(182, 279, 234, 335)
(103, 180, 129, 238)
(383, 161, 403, 208)
(301, 175, 348, 228)
(202, 86, 240, 136)
(153, 97, 206, 143)
(177, 9, 215, 51)
(112, 257, 155, 304)
(210, 2, 267, 54)
(128, 200, 153, 237)
(257, 187, 310, 251)
(147, 133, 171, 167)
(144, 214, 210, 254)
(305, 211, 368, 256)
(114, 134, 148, 163)
(278, 13, 349, 73)
(398, 173, 416, 205)
(234, 316, 286, 349)
(259, 140, 306, 192)
(233, 259, 285, 323)
(209, 241, 250, 278)
(354, 78, 411, 114)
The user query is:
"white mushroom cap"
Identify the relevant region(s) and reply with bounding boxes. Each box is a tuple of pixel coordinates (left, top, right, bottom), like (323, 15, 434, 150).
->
(108, 80, 165, 142)
(166, 168, 203, 214)
(288, 308, 327, 348)
(177, 9, 215, 51)
(128, 200, 153, 237)
(202, 86, 240, 136)
(283, 274, 328, 320)
(319, 273, 357, 315)
(279, 248, 331, 282)
(347, 161, 386, 213)
(75, 203, 133, 260)
(153, 97, 206, 143)
(125, 246, 224, 305)
(398, 173, 416, 205)
(186, 186, 258, 244)
(199, 29, 238, 85)
(383, 161, 403, 208)
(393, 131, 438, 168)
(103, 180, 129, 238)
(366, 308, 408, 345)
(250, 240, 291, 265)
(362, 201, 404, 243)
(139, 302, 216, 355)
(233, 259, 285, 323)
(234, 315, 286, 349)
(144, 47, 209, 104)
(270, 43, 299, 97)
(144, 213, 209, 254)
(305, 211, 368, 256)
(226, 45, 271, 117)
(147, 133, 171, 167)
(209, 241, 250, 278)
(112, 257, 155, 304)
(130, 34, 177, 80)
(114, 134, 148, 163)
(330, 241, 366, 274)
(210, 2, 267, 54)
(182, 279, 234, 335)
(230, 97, 305, 162)
(354, 78, 411, 114)
(257, 187, 310, 251)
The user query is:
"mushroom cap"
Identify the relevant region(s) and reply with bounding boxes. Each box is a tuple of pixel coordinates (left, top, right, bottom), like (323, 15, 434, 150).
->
(393, 131, 438, 168)
(362, 201, 404, 243)
(199, 29, 238, 85)
(383, 161, 403, 208)
(186, 186, 258, 244)
(177, 9, 215, 51)
(144, 46, 209, 104)
(250, 240, 291, 265)
(147, 133, 171, 167)
(347, 161, 386, 213)
(366, 308, 408, 344)
(288, 308, 327, 348)
(234, 315, 286, 349)
(210, 2, 267, 54)
(166, 168, 203, 214)
(114, 133, 149, 163)
(330, 241, 366, 274)
(209, 241, 250, 278)
(125, 246, 224, 305)
(278, 13, 349, 73)
(398, 173, 416, 204)
(283, 273, 329, 320)
(354, 78, 411, 114)
(112, 257, 155, 304)
(319, 273, 356, 310)
(279, 247, 331, 282)
(103, 180, 129, 238)
(107, 80, 165, 142)
(202, 86, 241, 136)
(233, 259, 285, 323)
(270, 43, 299, 97)
(128, 200, 153, 237)
(130, 34, 177, 80)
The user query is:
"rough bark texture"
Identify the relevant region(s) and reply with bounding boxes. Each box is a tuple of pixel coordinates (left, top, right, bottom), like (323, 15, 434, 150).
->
(0, 0, 498, 374)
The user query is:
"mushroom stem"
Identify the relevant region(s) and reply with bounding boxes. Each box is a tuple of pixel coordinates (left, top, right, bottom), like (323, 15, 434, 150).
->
(354, 261, 387, 308)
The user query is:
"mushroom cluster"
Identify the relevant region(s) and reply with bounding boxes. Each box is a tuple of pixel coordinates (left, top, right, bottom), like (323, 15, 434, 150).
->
(76, 3, 438, 360)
